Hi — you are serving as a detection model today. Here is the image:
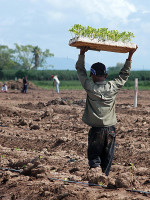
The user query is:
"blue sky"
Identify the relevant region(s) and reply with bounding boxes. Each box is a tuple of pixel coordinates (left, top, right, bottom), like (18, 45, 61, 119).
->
(0, 0, 150, 70)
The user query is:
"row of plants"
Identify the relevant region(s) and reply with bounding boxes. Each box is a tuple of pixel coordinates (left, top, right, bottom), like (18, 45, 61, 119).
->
(0, 69, 78, 81)
(69, 24, 135, 42)
(1, 69, 150, 81)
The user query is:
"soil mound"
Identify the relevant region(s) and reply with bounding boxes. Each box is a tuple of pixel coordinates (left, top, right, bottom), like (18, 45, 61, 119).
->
(0, 79, 38, 90)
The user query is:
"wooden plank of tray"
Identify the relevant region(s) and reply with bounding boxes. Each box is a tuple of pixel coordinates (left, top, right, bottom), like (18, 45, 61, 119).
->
(69, 38, 136, 53)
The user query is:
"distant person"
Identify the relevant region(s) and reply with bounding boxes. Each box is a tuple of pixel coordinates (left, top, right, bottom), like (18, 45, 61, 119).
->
(22, 76, 28, 93)
(75, 46, 138, 185)
(1, 83, 8, 92)
(51, 75, 60, 94)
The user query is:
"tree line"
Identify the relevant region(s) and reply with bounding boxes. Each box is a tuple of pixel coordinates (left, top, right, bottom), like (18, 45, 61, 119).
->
(1, 68, 150, 81)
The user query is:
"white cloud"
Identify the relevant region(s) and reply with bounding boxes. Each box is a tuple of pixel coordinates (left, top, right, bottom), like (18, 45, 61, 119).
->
(129, 18, 141, 23)
(79, 0, 136, 23)
(42, 0, 137, 23)
(31, 0, 136, 24)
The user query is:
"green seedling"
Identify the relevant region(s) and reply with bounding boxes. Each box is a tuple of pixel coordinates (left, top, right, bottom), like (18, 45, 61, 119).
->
(69, 100, 73, 104)
(129, 162, 134, 169)
(1, 155, 5, 158)
(98, 181, 103, 186)
(69, 24, 135, 43)
(15, 147, 20, 151)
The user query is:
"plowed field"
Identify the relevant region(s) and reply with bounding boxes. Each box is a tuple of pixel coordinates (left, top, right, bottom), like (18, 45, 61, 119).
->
(0, 87, 150, 200)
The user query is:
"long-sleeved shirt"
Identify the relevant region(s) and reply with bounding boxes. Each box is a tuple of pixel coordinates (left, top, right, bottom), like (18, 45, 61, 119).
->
(53, 75, 60, 84)
(76, 54, 132, 127)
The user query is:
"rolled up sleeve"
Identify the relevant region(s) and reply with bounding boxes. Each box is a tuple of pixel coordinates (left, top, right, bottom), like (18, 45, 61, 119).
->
(109, 59, 132, 93)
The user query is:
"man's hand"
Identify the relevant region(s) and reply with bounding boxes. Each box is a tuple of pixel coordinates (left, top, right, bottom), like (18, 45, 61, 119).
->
(80, 47, 89, 55)
(127, 45, 138, 61)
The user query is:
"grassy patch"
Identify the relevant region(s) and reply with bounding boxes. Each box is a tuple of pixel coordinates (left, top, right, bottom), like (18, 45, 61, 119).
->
(32, 80, 83, 90)
(32, 80, 150, 90)
(124, 81, 150, 90)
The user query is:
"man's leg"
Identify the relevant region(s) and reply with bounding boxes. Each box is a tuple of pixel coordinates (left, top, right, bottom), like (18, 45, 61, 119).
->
(101, 126, 116, 176)
(88, 127, 106, 168)
(25, 85, 27, 93)
(86, 127, 108, 185)
(56, 83, 59, 94)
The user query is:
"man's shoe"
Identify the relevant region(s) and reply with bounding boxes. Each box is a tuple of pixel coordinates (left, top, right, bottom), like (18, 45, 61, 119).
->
(86, 167, 108, 186)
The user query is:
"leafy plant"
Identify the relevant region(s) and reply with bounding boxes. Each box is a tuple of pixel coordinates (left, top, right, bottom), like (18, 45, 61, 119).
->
(98, 181, 103, 186)
(69, 24, 135, 42)
(129, 162, 134, 169)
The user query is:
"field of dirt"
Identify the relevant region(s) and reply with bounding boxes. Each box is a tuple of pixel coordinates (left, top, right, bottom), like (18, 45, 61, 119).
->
(0, 82, 150, 200)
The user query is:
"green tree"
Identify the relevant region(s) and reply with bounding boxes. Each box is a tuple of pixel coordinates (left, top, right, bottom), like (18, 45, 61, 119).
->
(0, 45, 18, 69)
(32, 46, 54, 69)
(14, 44, 34, 70)
(14, 44, 54, 70)
(32, 46, 40, 69)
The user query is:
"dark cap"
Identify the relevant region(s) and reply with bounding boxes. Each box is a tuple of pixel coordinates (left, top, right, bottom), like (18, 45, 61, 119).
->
(90, 62, 107, 76)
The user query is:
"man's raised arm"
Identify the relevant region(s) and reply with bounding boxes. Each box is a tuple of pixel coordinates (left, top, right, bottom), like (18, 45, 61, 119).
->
(110, 46, 138, 92)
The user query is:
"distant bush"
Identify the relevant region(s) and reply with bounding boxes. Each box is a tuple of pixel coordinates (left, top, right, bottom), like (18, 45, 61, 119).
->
(0, 70, 3, 79)
(0, 69, 150, 82)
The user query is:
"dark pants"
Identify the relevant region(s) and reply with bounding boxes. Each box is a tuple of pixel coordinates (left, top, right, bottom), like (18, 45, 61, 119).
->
(88, 126, 116, 176)
(23, 84, 27, 93)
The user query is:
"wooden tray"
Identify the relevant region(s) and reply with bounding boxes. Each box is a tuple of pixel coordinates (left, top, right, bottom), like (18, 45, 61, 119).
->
(69, 37, 137, 53)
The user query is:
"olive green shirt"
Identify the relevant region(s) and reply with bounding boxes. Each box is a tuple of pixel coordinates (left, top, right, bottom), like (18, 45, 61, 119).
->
(76, 54, 132, 127)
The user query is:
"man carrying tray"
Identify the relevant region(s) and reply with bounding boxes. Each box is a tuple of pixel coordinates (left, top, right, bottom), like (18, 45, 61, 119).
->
(75, 46, 137, 185)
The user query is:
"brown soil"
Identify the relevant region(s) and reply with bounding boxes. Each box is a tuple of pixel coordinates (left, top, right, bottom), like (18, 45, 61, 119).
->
(0, 84, 150, 200)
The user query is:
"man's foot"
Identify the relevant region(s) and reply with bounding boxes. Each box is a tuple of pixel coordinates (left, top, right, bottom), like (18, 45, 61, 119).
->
(86, 167, 108, 186)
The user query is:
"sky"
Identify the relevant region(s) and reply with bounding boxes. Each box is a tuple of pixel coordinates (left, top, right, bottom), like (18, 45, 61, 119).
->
(0, 0, 150, 70)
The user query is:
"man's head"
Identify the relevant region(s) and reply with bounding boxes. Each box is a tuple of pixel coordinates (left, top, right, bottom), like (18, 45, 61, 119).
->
(90, 62, 107, 76)
(90, 62, 107, 82)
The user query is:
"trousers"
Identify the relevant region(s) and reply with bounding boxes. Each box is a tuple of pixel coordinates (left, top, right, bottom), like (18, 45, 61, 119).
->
(56, 83, 60, 94)
(88, 126, 116, 176)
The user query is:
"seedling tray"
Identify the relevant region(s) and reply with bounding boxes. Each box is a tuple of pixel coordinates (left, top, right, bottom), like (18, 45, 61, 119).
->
(69, 37, 137, 53)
